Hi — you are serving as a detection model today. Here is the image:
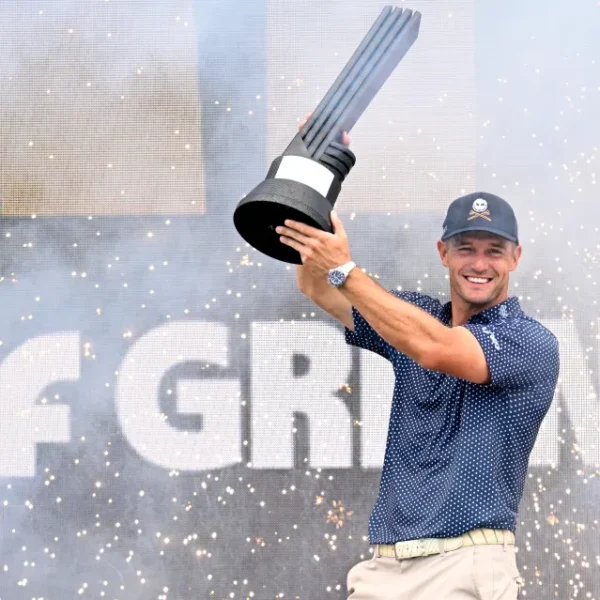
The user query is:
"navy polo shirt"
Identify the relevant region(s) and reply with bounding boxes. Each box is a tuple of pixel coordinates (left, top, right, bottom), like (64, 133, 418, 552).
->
(345, 292, 559, 544)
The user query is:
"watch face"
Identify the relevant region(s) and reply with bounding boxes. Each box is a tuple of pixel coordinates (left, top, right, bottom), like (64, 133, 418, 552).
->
(330, 270, 345, 286)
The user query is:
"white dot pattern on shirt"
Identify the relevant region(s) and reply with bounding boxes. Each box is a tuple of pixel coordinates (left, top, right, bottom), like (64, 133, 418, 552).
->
(345, 292, 560, 544)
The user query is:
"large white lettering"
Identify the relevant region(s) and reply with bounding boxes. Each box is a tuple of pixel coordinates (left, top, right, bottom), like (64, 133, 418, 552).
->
(115, 321, 242, 471)
(0, 319, 597, 477)
(358, 351, 394, 469)
(250, 322, 353, 469)
(536, 319, 599, 468)
(0, 332, 78, 477)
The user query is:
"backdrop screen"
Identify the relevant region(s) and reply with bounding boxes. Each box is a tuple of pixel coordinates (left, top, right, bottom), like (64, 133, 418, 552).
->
(0, 1, 599, 599)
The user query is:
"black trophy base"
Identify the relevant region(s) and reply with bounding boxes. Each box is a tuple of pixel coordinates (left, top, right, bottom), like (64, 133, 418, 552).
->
(233, 178, 334, 265)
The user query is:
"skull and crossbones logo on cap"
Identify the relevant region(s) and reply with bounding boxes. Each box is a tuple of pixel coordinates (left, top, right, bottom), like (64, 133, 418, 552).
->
(468, 198, 492, 221)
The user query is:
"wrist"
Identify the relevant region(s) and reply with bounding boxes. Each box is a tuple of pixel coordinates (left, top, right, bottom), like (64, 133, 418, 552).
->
(328, 260, 356, 288)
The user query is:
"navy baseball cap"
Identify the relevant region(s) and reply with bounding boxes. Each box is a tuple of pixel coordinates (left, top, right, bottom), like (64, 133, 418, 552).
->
(441, 192, 519, 244)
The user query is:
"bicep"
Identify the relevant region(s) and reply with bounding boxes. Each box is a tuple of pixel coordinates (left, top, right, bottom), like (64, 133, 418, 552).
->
(431, 320, 560, 388)
(463, 321, 559, 388)
(423, 327, 490, 384)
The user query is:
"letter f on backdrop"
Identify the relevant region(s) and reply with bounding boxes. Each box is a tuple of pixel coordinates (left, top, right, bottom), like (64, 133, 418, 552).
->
(0, 333, 79, 477)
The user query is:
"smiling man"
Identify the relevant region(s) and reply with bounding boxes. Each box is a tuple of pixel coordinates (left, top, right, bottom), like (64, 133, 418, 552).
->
(276, 191, 559, 599)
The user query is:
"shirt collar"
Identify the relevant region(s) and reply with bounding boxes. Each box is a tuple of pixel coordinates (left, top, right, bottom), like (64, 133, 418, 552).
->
(439, 296, 521, 326)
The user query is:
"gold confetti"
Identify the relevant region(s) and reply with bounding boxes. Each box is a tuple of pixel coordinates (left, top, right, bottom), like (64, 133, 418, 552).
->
(326, 500, 353, 529)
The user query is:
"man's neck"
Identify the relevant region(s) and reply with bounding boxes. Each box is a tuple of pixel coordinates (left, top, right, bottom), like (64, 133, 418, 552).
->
(450, 291, 508, 327)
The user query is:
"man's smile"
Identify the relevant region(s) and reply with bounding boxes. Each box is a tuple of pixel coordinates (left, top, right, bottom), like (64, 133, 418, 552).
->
(463, 275, 493, 286)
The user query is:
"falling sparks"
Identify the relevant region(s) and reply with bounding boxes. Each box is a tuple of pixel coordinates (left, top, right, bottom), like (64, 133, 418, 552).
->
(326, 500, 353, 529)
(339, 383, 352, 394)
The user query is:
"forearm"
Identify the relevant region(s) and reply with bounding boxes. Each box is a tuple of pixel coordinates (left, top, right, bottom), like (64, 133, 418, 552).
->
(338, 267, 451, 365)
(296, 265, 354, 330)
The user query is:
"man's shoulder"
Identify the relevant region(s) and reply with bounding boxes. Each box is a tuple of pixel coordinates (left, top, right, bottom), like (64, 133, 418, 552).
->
(521, 314, 558, 339)
(497, 310, 559, 351)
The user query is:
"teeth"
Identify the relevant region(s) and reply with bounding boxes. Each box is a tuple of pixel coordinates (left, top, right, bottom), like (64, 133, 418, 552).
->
(466, 277, 490, 283)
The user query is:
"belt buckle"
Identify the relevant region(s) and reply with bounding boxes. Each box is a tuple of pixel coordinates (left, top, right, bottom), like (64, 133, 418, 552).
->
(394, 539, 428, 560)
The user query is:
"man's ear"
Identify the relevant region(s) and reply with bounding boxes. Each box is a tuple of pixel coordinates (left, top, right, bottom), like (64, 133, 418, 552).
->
(437, 239, 449, 267)
(509, 244, 522, 272)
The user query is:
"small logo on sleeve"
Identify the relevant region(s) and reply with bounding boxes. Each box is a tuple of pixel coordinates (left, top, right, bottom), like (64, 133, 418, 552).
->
(482, 326, 500, 350)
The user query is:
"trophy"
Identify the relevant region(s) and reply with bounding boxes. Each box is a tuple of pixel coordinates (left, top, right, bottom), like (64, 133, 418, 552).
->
(233, 5, 422, 264)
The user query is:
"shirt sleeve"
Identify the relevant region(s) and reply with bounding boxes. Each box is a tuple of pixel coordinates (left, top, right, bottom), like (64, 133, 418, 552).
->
(344, 306, 391, 359)
(463, 318, 560, 389)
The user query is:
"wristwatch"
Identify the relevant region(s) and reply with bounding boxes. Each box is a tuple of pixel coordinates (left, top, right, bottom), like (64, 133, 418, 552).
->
(328, 260, 356, 288)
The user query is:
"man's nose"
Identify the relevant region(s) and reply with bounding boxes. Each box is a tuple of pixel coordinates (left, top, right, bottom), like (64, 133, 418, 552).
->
(471, 255, 488, 272)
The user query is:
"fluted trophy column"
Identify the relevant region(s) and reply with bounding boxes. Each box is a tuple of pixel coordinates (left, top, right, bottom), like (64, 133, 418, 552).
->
(233, 5, 422, 264)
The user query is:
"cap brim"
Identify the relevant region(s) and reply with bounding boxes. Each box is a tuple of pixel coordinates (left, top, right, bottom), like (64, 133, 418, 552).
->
(441, 226, 519, 244)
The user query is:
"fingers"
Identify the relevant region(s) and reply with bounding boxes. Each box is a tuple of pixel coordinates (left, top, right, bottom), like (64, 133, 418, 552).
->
(298, 111, 313, 131)
(341, 131, 351, 147)
(330, 210, 346, 236)
(279, 235, 304, 255)
(278, 219, 328, 240)
(276, 224, 314, 246)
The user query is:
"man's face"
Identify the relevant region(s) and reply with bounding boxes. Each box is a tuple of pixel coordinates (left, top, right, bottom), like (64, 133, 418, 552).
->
(437, 232, 522, 308)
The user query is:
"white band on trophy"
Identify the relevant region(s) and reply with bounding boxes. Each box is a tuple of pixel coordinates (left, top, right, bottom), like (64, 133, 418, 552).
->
(274, 155, 335, 197)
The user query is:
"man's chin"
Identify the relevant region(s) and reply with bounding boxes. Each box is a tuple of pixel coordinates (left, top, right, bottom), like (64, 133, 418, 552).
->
(463, 289, 499, 308)
(456, 283, 499, 307)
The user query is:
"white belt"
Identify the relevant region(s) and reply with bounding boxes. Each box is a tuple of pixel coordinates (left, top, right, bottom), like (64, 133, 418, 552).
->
(376, 528, 515, 560)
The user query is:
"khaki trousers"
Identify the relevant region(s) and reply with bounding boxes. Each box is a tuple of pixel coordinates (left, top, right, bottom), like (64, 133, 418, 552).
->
(347, 544, 523, 600)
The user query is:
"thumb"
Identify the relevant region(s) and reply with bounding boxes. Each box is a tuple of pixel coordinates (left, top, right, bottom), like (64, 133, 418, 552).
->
(331, 210, 345, 235)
